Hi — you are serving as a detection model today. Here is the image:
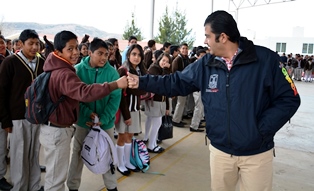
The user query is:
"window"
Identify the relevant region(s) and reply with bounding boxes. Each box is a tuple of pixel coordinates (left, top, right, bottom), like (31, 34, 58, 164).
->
(276, 42, 286, 52)
(302, 43, 313, 54)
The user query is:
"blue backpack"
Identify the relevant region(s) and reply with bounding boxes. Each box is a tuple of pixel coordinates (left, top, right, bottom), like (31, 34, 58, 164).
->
(130, 138, 150, 172)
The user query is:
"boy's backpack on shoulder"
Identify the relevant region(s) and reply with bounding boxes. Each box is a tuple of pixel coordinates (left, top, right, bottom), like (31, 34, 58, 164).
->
(130, 138, 150, 172)
(81, 117, 118, 174)
(24, 71, 64, 124)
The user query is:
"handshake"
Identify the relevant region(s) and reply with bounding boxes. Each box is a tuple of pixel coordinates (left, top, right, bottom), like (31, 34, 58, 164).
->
(115, 72, 139, 89)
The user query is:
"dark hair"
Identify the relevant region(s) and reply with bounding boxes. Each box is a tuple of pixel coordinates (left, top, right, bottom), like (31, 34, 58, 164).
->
(163, 42, 171, 48)
(204, 10, 240, 43)
(148, 40, 156, 48)
(19, 29, 39, 43)
(107, 38, 117, 45)
(39, 40, 45, 51)
(128, 35, 137, 42)
(196, 49, 206, 56)
(5, 39, 11, 43)
(78, 43, 88, 51)
(105, 40, 113, 47)
(126, 44, 146, 73)
(54, 30, 77, 52)
(180, 43, 188, 48)
(170, 45, 179, 55)
(156, 52, 172, 65)
(89, 37, 108, 52)
(13, 38, 19, 45)
(154, 50, 163, 61)
(0, 35, 5, 41)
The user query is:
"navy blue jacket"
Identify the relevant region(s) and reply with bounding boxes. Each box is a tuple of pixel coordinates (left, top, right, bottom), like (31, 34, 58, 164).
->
(138, 37, 300, 156)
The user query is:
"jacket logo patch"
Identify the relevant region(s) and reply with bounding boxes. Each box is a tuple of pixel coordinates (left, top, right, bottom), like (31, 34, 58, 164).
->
(206, 74, 219, 92)
(282, 68, 298, 96)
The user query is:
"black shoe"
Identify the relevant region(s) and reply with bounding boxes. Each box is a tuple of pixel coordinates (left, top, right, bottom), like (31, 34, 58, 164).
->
(107, 188, 118, 191)
(69, 190, 78, 191)
(172, 121, 185, 127)
(157, 139, 162, 144)
(180, 121, 187, 125)
(142, 139, 148, 144)
(148, 146, 165, 153)
(40, 165, 46, 172)
(134, 133, 138, 136)
(117, 167, 130, 176)
(126, 167, 140, 172)
(38, 186, 44, 191)
(182, 114, 192, 119)
(190, 127, 204, 132)
(198, 124, 205, 129)
(0, 177, 13, 190)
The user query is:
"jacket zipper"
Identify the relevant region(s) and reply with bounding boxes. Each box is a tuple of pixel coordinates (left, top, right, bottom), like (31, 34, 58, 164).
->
(226, 71, 232, 150)
(94, 68, 99, 113)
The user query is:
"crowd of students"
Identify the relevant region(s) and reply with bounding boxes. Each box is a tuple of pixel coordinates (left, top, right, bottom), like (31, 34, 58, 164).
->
(279, 52, 314, 82)
(0, 29, 210, 191)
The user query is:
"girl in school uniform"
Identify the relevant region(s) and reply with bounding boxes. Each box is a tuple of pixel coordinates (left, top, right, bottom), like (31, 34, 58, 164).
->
(143, 53, 172, 153)
(116, 44, 147, 176)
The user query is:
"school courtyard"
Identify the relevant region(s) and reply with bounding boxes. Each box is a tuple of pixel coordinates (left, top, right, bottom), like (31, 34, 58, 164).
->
(35, 81, 313, 191)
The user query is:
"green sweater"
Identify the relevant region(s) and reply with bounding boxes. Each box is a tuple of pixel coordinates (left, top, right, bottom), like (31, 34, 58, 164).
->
(75, 56, 121, 130)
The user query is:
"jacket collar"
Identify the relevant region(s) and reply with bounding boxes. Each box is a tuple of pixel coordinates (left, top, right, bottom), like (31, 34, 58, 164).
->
(206, 37, 258, 67)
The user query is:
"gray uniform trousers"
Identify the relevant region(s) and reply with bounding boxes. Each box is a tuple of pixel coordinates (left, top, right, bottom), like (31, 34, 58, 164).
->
(172, 96, 187, 123)
(0, 123, 8, 180)
(190, 91, 204, 130)
(67, 125, 117, 190)
(10, 119, 41, 191)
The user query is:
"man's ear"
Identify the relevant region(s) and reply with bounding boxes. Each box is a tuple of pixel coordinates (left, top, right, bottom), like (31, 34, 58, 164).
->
(88, 50, 92, 57)
(220, 33, 228, 43)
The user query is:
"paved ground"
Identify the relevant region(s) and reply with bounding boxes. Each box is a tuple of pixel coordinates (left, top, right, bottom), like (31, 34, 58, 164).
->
(35, 80, 314, 190)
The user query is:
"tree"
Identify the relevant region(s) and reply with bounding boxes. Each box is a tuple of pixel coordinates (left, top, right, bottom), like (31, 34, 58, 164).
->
(155, 5, 195, 48)
(155, 7, 175, 44)
(122, 13, 144, 41)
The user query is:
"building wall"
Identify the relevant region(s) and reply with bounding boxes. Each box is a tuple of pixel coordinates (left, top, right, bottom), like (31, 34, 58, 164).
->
(252, 37, 314, 55)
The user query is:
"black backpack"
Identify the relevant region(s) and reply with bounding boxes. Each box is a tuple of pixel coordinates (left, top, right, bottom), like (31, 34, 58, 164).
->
(24, 72, 64, 124)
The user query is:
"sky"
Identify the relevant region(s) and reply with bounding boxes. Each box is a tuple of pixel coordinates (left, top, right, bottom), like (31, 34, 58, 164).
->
(0, 0, 312, 46)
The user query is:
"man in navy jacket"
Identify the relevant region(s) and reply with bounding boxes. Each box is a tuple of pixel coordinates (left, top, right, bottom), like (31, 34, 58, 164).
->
(127, 10, 300, 191)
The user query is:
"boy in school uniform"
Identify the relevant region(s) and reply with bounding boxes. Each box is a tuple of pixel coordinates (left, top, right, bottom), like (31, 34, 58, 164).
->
(39, 30, 127, 191)
(0, 29, 44, 191)
(67, 37, 121, 191)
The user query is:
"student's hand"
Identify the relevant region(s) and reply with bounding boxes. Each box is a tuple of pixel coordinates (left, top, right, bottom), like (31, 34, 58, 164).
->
(90, 112, 98, 120)
(124, 118, 132, 126)
(86, 121, 93, 127)
(127, 72, 139, 89)
(4, 127, 12, 133)
(116, 76, 128, 89)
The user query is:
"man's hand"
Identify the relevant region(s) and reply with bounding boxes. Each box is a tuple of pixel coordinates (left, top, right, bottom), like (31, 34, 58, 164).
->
(127, 72, 139, 89)
(116, 76, 128, 89)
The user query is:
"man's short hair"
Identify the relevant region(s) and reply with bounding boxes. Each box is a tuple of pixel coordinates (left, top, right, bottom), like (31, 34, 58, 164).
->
(204, 10, 240, 43)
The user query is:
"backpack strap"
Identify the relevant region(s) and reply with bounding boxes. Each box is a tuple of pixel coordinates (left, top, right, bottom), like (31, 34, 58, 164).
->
(99, 127, 118, 167)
